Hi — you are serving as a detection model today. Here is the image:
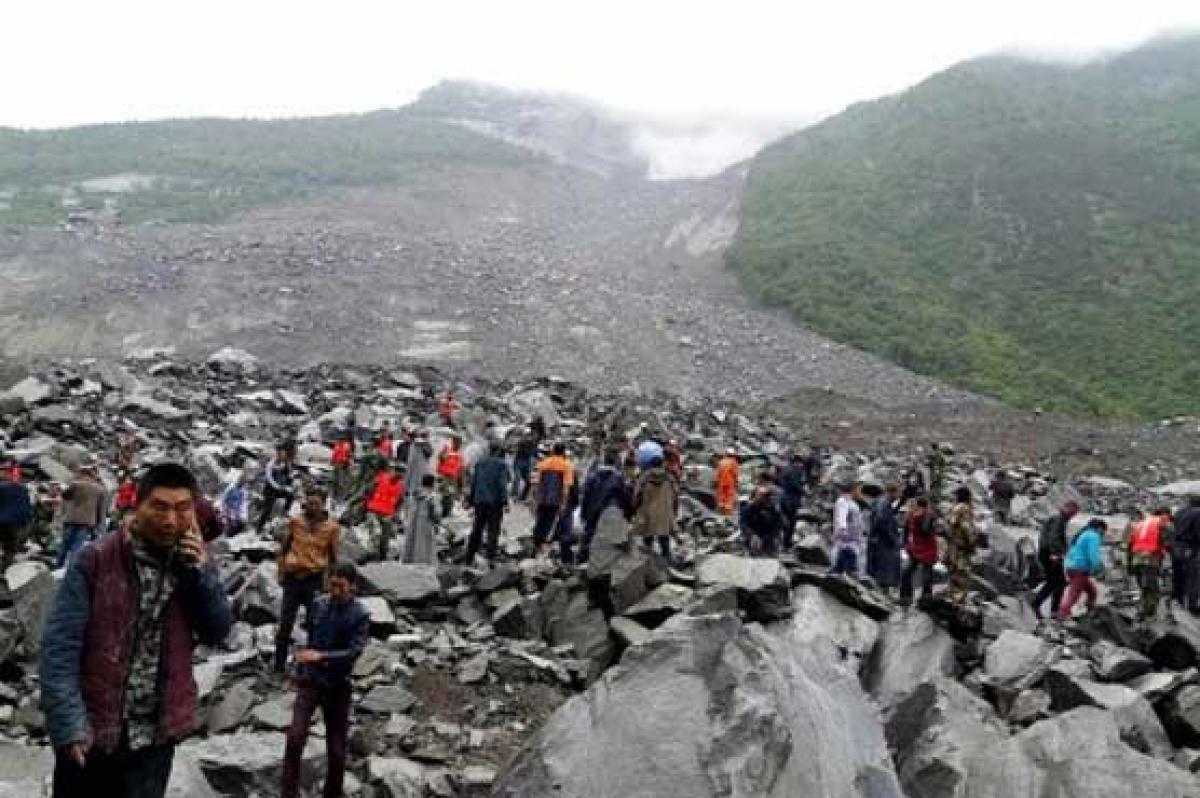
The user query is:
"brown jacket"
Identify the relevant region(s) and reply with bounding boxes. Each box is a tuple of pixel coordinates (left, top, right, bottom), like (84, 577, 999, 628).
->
(632, 467, 679, 539)
(279, 513, 340, 577)
(62, 479, 106, 527)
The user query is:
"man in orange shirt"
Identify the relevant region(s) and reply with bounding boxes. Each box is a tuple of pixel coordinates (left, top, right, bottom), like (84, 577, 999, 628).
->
(530, 443, 575, 559)
(275, 487, 341, 673)
(1129, 507, 1171, 619)
(715, 449, 740, 516)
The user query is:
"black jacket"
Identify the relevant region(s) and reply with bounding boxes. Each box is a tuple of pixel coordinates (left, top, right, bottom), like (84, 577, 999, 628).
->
(1174, 507, 1200, 549)
(581, 466, 631, 528)
(1039, 514, 1070, 556)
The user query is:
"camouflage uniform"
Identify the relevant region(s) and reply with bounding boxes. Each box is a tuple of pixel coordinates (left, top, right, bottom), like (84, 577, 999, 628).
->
(125, 539, 177, 749)
(928, 448, 947, 505)
(945, 501, 976, 604)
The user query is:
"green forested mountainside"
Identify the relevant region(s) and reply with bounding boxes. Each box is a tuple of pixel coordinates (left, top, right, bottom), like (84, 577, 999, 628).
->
(727, 36, 1200, 418)
(0, 111, 530, 228)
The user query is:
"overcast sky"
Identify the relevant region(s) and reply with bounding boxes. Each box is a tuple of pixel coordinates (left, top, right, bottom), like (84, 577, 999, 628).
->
(5, 0, 1200, 130)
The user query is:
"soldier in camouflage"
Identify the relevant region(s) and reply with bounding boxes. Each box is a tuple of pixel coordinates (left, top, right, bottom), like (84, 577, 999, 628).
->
(945, 486, 976, 604)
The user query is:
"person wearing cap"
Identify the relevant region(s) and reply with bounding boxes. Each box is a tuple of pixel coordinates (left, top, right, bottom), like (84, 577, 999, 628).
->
(1030, 499, 1079, 620)
(715, 449, 739, 516)
(58, 465, 107, 568)
(275, 487, 341, 673)
(280, 560, 369, 798)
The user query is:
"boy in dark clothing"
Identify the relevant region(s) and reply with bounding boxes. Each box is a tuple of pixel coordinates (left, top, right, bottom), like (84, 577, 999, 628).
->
(281, 560, 370, 798)
(1030, 500, 1079, 619)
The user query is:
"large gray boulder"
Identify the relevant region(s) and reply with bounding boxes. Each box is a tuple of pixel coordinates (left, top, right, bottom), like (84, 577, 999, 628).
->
(359, 563, 442, 606)
(983, 630, 1059, 690)
(1090, 639, 1154, 683)
(492, 612, 902, 798)
(695, 554, 791, 622)
(1043, 665, 1174, 759)
(0, 741, 51, 797)
(1161, 684, 1200, 749)
(964, 708, 1197, 797)
(864, 611, 957, 712)
(887, 678, 1008, 798)
(180, 730, 323, 797)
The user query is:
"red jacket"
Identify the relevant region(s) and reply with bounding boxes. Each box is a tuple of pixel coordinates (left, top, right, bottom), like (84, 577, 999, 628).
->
(906, 508, 939, 564)
(332, 440, 353, 466)
(377, 436, 394, 457)
(437, 446, 463, 480)
(115, 480, 138, 511)
(1130, 516, 1168, 556)
(366, 473, 405, 516)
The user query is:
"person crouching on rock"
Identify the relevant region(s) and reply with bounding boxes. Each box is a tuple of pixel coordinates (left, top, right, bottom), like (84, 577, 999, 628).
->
(40, 463, 232, 798)
(276, 487, 341, 673)
(281, 560, 369, 798)
(739, 485, 785, 557)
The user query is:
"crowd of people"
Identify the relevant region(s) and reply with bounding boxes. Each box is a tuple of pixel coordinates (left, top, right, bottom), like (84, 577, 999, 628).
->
(5, 390, 1200, 798)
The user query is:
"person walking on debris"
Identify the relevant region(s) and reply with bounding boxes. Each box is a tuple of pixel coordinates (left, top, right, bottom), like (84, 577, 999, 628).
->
(899, 468, 925, 508)
(739, 485, 785, 557)
(330, 431, 354, 502)
(1030, 499, 1079, 620)
(664, 439, 685, 482)
(1171, 496, 1200, 612)
(715, 448, 740, 516)
(280, 560, 369, 798)
(58, 465, 107, 568)
(0, 464, 31, 571)
(113, 470, 139, 525)
(927, 443, 947, 505)
(944, 486, 976, 604)
(402, 473, 440, 565)
(376, 421, 395, 458)
(436, 434, 465, 518)
(900, 497, 938, 606)
(578, 448, 632, 564)
(530, 443, 575, 560)
(275, 487, 341, 673)
(364, 463, 405, 561)
(829, 481, 866, 577)
(511, 427, 537, 501)
(1128, 508, 1171, 620)
(989, 470, 1015, 524)
(40, 464, 232, 798)
(217, 471, 250, 537)
(256, 444, 295, 533)
(556, 461, 583, 565)
(438, 390, 459, 427)
(868, 483, 903, 594)
(1057, 518, 1107, 621)
(463, 441, 511, 566)
(405, 429, 434, 492)
(632, 453, 680, 559)
(778, 453, 808, 551)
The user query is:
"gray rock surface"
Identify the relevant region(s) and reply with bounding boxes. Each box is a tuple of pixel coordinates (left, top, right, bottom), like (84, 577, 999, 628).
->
(864, 611, 957, 712)
(493, 612, 902, 798)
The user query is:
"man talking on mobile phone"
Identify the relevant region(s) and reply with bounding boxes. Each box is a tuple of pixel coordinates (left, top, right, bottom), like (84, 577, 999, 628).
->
(39, 463, 233, 798)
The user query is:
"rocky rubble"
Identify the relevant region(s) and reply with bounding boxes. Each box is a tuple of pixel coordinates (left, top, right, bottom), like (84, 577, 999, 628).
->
(1, 355, 1200, 796)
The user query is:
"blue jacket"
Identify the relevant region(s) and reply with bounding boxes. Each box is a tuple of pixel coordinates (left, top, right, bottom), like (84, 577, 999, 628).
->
(0, 482, 32, 526)
(1064, 528, 1104, 574)
(296, 595, 370, 685)
(469, 455, 511, 507)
